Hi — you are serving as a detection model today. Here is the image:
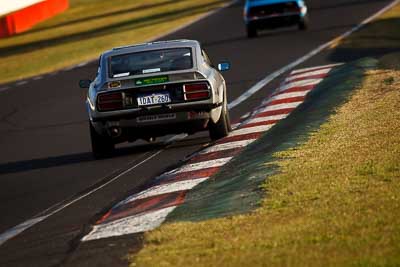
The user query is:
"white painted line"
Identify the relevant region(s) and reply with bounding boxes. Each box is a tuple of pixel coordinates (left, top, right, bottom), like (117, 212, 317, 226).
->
(77, 62, 89, 67)
(245, 114, 288, 125)
(32, 76, 43, 81)
(118, 178, 209, 207)
(165, 133, 188, 144)
(200, 139, 257, 154)
(240, 112, 251, 119)
(0, 86, 10, 93)
(64, 66, 76, 71)
(290, 63, 343, 75)
(83, 206, 177, 241)
(168, 157, 233, 175)
(15, 81, 28, 86)
(285, 68, 332, 82)
(0, 216, 47, 246)
(0, 131, 191, 247)
(229, 124, 274, 137)
(256, 101, 303, 114)
(277, 79, 322, 94)
(0, 149, 167, 246)
(268, 90, 310, 102)
(231, 123, 241, 129)
(228, 0, 400, 110)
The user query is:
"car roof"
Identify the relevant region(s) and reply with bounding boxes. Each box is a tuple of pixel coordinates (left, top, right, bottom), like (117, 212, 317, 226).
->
(102, 39, 200, 58)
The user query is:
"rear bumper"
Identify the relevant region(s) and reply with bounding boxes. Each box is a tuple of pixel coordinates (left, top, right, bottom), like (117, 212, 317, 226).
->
(246, 13, 302, 29)
(118, 119, 209, 140)
(90, 102, 220, 122)
(89, 102, 221, 140)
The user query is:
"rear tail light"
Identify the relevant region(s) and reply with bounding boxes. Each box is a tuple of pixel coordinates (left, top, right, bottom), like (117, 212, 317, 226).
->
(248, 3, 300, 17)
(285, 3, 300, 12)
(97, 92, 123, 111)
(183, 83, 210, 101)
(247, 7, 256, 18)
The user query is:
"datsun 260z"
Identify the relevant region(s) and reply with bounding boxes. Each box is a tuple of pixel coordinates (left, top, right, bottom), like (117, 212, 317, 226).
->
(244, 0, 309, 37)
(80, 40, 231, 158)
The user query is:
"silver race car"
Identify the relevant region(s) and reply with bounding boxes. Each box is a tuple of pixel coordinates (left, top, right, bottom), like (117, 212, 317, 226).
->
(80, 40, 231, 158)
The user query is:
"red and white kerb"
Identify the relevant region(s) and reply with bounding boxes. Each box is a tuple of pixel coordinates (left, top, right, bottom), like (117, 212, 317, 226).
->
(82, 63, 342, 241)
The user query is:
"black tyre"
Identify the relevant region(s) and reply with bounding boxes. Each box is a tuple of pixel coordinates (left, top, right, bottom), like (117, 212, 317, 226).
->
(89, 122, 114, 159)
(246, 24, 257, 38)
(225, 106, 232, 132)
(209, 98, 231, 141)
(298, 15, 309, 30)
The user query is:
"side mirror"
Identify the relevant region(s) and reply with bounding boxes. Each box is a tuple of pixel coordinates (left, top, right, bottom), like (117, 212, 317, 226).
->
(79, 79, 92, 89)
(218, 62, 231, 72)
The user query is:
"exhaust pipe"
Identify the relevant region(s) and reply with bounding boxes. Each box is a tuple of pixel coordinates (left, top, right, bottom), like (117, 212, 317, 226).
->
(109, 127, 122, 138)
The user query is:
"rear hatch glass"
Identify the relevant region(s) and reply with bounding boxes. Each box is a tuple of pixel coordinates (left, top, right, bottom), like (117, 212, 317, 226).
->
(109, 48, 193, 78)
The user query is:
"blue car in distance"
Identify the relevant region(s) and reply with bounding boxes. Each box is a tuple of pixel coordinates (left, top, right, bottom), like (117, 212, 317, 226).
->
(244, 0, 309, 37)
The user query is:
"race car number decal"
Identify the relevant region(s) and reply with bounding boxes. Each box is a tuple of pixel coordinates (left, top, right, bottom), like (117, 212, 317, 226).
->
(135, 75, 169, 86)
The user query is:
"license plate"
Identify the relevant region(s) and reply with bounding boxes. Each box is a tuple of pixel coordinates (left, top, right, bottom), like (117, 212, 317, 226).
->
(137, 92, 171, 106)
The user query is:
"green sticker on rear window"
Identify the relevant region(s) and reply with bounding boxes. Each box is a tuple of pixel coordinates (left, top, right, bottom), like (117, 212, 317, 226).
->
(135, 75, 169, 86)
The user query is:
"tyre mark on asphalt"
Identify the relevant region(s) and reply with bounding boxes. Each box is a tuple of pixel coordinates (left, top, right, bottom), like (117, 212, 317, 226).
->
(0, 108, 21, 130)
(0, 145, 168, 246)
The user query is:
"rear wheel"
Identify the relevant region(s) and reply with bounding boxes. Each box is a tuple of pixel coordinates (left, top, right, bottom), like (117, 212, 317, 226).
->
(89, 122, 114, 159)
(246, 24, 257, 38)
(298, 15, 309, 30)
(209, 97, 231, 141)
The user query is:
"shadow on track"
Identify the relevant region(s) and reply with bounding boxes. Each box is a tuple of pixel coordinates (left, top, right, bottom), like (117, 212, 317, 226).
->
(0, 143, 166, 176)
(328, 17, 400, 62)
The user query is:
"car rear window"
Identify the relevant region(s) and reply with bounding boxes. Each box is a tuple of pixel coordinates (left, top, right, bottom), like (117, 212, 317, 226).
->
(109, 48, 193, 78)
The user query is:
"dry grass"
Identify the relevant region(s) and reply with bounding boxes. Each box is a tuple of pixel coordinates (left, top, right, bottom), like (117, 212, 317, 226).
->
(131, 60, 400, 267)
(0, 0, 228, 84)
(332, 3, 400, 49)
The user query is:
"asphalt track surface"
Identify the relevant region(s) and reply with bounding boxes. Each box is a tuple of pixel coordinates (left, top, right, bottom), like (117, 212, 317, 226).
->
(0, 0, 393, 266)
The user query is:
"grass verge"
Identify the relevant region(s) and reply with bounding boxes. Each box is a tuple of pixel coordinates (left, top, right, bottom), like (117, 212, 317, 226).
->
(0, 0, 228, 84)
(130, 4, 400, 267)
